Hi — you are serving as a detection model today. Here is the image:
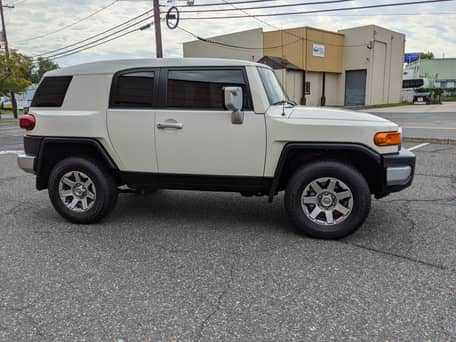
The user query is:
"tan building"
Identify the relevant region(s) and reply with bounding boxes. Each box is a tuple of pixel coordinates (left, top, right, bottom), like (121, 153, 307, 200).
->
(183, 25, 406, 107)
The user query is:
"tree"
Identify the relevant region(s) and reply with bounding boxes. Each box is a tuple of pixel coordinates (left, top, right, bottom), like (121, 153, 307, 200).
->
(31, 57, 59, 84)
(420, 51, 434, 60)
(0, 52, 32, 118)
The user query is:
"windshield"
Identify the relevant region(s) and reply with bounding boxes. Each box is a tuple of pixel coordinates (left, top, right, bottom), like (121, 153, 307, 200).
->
(257, 67, 288, 105)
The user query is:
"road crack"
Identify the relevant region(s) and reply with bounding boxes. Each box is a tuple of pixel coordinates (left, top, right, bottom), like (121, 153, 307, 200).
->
(343, 241, 451, 271)
(196, 264, 235, 342)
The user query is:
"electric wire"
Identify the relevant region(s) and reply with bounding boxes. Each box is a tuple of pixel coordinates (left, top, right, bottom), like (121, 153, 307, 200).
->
(17, 0, 120, 43)
(165, 0, 355, 13)
(179, 0, 456, 19)
(32, 10, 153, 57)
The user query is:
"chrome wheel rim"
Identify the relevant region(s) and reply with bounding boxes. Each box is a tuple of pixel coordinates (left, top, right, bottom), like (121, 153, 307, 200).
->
(301, 177, 353, 226)
(58, 171, 96, 212)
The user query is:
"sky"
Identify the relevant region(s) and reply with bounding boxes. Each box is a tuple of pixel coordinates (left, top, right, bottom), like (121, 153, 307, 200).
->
(4, 0, 456, 67)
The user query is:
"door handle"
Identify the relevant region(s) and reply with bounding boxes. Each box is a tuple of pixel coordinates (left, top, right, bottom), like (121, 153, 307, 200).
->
(157, 121, 183, 130)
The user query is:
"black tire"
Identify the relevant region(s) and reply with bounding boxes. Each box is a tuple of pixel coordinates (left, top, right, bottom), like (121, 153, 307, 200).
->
(48, 157, 118, 224)
(284, 161, 371, 239)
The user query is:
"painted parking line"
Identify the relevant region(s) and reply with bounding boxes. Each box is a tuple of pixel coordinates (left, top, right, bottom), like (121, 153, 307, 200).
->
(403, 126, 456, 130)
(408, 143, 430, 152)
(0, 150, 23, 155)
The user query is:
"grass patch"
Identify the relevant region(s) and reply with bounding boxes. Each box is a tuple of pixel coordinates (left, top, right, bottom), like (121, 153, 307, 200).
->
(362, 102, 412, 109)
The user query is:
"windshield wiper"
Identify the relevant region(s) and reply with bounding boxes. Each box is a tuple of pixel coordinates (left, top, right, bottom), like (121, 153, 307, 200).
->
(272, 100, 296, 107)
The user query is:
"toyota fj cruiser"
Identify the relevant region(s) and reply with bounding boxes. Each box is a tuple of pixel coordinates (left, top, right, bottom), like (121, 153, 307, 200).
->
(18, 58, 415, 239)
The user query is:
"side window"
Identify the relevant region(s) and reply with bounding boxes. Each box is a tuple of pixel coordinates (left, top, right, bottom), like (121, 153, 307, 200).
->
(31, 76, 72, 107)
(111, 71, 155, 108)
(166, 69, 252, 110)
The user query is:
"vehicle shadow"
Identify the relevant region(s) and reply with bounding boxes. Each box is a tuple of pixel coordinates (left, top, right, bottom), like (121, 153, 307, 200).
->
(108, 190, 290, 233)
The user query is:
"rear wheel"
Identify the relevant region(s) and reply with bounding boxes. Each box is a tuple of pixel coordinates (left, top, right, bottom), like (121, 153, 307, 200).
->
(285, 161, 371, 239)
(48, 157, 118, 224)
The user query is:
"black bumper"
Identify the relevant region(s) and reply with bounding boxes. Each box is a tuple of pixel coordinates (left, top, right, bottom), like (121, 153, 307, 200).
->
(376, 148, 416, 198)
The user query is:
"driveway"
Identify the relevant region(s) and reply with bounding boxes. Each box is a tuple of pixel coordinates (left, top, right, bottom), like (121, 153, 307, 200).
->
(0, 142, 455, 341)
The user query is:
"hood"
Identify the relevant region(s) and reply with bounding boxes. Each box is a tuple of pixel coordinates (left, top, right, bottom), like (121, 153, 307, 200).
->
(287, 106, 394, 124)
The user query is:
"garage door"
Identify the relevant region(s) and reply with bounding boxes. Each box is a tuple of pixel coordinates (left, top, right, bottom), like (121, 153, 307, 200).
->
(345, 70, 367, 106)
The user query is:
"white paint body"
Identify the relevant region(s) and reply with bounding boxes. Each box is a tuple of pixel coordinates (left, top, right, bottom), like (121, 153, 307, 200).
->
(27, 58, 400, 177)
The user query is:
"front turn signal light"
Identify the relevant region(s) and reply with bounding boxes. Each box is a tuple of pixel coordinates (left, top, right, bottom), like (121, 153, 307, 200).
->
(374, 131, 401, 146)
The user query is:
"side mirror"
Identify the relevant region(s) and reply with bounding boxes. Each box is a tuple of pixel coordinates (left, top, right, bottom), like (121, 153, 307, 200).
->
(224, 86, 244, 124)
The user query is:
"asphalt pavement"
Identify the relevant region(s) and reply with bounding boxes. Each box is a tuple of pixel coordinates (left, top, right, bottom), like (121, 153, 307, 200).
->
(0, 126, 455, 340)
(365, 102, 456, 142)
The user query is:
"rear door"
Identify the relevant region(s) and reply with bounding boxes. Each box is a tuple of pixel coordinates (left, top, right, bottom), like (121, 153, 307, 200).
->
(155, 67, 266, 177)
(107, 69, 159, 172)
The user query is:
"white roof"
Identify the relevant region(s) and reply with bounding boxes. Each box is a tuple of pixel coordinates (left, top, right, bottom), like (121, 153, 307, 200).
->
(47, 58, 267, 76)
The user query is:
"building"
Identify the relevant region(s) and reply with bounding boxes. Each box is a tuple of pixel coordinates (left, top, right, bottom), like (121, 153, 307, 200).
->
(183, 25, 406, 107)
(403, 58, 456, 90)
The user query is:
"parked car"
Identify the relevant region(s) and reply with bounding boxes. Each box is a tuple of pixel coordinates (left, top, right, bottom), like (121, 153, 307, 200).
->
(413, 92, 432, 104)
(0, 97, 12, 110)
(18, 58, 415, 239)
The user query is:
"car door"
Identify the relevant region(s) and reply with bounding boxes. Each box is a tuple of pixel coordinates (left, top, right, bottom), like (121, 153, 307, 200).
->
(107, 69, 159, 172)
(155, 67, 266, 177)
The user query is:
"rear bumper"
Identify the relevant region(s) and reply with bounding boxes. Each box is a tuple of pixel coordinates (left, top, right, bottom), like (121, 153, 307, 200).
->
(376, 148, 416, 198)
(17, 154, 36, 174)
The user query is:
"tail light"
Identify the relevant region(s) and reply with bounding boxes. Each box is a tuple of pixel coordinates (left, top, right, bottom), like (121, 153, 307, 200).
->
(19, 114, 36, 131)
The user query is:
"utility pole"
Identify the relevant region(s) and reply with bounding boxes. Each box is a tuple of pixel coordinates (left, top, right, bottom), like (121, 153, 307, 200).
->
(0, 0, 18, 118)
(153, 0, 163, 58)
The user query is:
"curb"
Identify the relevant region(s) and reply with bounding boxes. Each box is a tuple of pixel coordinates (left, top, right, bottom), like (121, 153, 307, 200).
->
(403, 137, 456, 145)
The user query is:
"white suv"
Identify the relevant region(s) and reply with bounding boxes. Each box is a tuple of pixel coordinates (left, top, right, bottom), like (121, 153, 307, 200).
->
(18, 58, 415, 239)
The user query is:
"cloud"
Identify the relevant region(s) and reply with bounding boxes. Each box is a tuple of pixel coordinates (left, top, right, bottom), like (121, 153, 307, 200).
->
(5, 0, 456, 66)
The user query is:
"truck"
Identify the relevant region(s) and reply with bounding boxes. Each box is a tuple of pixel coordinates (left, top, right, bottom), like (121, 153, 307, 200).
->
(18, 58, 415, 239)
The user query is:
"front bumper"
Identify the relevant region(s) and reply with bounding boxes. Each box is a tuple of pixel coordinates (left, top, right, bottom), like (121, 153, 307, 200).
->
(376, 148, 416, 198)
(17, 154, 36, 174)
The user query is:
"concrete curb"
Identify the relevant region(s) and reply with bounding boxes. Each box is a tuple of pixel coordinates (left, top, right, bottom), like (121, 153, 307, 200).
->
(404, 137, 456, 145)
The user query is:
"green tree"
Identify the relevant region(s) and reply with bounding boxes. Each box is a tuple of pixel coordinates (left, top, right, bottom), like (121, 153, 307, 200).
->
(420, 51, 434, 60)
(31, 57, 59, 84)
(0, 52, 33, 118)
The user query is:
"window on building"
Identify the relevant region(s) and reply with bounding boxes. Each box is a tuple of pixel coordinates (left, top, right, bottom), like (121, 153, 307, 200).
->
(305, 81, 311, 95)
(111, 71, 155, 108)
(31, 76, 73, 107)
(166, 69, 251, 110)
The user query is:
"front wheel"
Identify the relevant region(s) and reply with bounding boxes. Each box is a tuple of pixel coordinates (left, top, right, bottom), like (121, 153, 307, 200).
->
(285, 161, 371, 239)
(48, 157, 118, 224)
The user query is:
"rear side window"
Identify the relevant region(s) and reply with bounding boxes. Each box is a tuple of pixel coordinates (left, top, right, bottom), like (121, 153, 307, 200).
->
(31, 76, 72, 107)
(166, 69, 252, 110)
(110, 71, 155, 108)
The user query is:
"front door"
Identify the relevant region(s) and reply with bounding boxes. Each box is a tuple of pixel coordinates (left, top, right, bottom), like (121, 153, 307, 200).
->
(155, 68, 266, 177)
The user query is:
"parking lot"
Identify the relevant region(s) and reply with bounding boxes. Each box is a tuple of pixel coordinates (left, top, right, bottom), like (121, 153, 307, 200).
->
(1, 124, 455, 340)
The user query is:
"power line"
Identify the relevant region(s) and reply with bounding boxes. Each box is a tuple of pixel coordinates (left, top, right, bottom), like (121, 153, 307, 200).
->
(177, 24, 368, 50)
(163, 0, 282, 7)
(171, 0, 354, 13)
(17, 0, 120, 43)
(179, 0, 456, 19)
(48, 23, 153, 60)
(32, 9, 152, 57)
(37, 15, 154, 59)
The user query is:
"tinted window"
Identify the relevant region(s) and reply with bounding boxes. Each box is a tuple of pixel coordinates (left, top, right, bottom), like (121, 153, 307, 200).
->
(111, 71, 155, 108)
(31, 76, 72, 107)
(166, 69, 251, 110)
